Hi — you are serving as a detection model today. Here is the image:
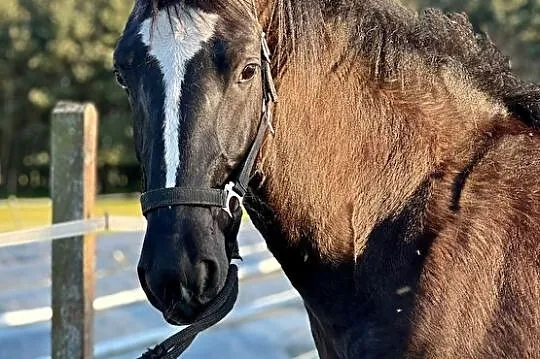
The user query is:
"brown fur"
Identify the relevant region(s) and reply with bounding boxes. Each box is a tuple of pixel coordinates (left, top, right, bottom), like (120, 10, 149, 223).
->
(256, 15, 511, 261)
(248, 0, 540, 356)
(411, 122, 540, 357)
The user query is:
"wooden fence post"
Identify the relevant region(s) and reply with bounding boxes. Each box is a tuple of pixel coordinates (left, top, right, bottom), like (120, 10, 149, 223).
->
(51, 102, 98, 359)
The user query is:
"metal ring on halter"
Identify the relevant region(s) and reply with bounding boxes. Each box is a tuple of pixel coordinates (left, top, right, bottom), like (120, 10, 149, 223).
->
(223, 182, 244, 218)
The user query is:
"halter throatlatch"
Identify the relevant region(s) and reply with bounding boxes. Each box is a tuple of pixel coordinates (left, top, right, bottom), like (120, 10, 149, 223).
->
(138, 32, 277, 359)
(140, 32, 277, 218)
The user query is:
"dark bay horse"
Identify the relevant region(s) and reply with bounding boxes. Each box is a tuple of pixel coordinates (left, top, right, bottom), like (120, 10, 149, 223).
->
(114, 0, 540, 357)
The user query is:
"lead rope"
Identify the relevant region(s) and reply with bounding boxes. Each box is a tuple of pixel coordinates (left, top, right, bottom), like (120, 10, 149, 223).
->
(138, 265, 239, 359)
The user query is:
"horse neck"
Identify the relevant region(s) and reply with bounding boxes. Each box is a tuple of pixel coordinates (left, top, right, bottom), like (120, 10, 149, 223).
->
(256, 28, 504, 263)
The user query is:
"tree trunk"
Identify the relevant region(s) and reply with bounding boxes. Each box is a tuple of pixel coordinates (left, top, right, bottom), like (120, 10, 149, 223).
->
(1, 80, 15, 193)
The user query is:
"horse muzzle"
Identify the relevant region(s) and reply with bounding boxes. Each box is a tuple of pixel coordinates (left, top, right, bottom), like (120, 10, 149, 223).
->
(137, 206, 230, 324)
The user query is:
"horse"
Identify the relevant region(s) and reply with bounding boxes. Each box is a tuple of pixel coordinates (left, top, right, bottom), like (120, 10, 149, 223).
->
(113, 0, 540, 357)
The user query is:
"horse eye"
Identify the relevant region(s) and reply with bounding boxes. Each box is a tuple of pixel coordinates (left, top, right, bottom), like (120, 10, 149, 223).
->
(114, 69, 128, 90)
(239, 64, 258, 82)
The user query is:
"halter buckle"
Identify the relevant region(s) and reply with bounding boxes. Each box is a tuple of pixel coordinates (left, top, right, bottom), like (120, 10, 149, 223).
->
(223, 182, 243, 218)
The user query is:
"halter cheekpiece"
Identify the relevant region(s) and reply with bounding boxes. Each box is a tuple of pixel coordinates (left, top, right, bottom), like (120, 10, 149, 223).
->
(140, 32, 277, 217)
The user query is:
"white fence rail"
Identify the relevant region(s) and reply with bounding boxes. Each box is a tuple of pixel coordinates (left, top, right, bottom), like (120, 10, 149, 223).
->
(0, 216, 146, 248)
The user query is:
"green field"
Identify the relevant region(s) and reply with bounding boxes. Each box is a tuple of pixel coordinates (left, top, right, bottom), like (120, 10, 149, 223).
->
(0, 196, 142, 232)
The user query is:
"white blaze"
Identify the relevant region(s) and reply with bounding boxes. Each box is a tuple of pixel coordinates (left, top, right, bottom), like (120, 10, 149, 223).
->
(139, 6, 219, 188)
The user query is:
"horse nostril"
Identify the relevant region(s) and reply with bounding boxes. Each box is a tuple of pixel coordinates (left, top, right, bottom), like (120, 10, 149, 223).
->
(138, 257, 221, 313)
(198, 259, 219, 297)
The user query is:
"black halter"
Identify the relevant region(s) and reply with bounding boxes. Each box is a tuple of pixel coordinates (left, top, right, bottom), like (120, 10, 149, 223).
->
(138, 33, 277, 359)
(140, 32, 277, 218)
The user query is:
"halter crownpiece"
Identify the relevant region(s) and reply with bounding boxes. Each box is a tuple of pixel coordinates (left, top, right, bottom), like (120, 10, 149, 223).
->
(140, 32, 277, 218)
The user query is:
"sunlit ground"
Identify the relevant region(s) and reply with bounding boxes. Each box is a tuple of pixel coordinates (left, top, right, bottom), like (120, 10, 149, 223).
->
(0, 196, 142, 232)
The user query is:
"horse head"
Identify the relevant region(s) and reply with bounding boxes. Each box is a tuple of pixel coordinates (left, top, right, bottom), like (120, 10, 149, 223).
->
(113, 0, 269, 325)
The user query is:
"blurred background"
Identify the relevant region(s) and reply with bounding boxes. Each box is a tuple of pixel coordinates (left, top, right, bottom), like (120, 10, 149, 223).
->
(0, 1, 538, 358)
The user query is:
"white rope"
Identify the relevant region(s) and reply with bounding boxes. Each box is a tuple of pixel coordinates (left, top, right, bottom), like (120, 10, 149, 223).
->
(294, 350, 319, 359)
(34, 290, 302, 359)
(0, 216, 273, 248)
(0, 257, 283, 328)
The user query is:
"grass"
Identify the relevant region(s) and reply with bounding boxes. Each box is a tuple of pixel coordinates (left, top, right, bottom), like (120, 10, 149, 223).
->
(0, 195, 142, 233)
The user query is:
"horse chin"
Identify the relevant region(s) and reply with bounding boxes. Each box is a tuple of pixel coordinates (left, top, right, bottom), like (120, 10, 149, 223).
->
(162, 297, 210, 326)
(163, 313, 186, 326)
(163, 310, 194, 326)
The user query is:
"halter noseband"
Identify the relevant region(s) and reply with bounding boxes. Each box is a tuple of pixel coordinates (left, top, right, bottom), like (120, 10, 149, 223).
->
(140, 32, 277, 217)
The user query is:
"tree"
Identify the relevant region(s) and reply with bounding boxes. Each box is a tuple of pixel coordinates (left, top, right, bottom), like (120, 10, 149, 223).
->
(0, 0, 136, 196)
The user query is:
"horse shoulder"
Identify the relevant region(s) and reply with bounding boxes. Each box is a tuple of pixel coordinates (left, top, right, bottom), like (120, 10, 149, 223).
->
(409, 124, 540, 358)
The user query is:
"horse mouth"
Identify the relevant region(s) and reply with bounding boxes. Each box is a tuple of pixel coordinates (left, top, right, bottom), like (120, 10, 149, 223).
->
(160, 264, 238, 326)
(163, 300, 201, 326)
(162, 284, 219, 326)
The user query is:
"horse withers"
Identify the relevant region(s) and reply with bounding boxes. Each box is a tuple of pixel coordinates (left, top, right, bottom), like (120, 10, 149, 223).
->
(114, 0, 540, 357)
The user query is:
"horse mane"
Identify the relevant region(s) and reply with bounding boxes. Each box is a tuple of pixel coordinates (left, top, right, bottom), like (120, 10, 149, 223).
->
(146, 0, 540, 128)
(258, 0, 540, 128)
(247, 0, 540, 260)
(409, 9, 540, 129)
